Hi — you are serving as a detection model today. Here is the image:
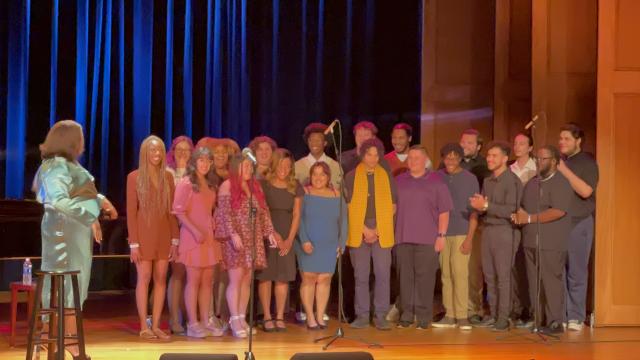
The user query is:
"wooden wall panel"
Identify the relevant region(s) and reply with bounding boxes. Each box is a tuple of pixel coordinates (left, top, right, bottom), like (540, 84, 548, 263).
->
(595, 0, 640, 326)
(494, 0, 532, 143)
(532, 0, 597, 152)
(420, 0, 495, 164)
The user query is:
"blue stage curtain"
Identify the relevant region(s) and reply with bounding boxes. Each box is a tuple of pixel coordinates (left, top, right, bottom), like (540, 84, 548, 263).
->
(0, 0, 421, 202)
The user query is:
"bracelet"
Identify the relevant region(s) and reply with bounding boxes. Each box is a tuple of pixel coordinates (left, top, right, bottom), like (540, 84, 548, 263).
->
(129, 243, 140, 249)
(527, 215, 531, 224)
(171, 238, 179, 246)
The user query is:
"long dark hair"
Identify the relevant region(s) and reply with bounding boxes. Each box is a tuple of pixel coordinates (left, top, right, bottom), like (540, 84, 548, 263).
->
(185, 147, 220, 192)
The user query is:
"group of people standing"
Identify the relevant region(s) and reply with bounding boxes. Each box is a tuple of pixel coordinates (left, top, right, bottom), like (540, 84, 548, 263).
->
(33, 117, 598, 356)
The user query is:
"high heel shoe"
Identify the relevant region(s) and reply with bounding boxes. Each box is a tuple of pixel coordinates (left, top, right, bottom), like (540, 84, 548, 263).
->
(229, 316, 247, 338)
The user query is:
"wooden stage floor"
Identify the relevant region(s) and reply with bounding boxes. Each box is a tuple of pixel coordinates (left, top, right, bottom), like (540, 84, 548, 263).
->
(2, 293, 640, 359)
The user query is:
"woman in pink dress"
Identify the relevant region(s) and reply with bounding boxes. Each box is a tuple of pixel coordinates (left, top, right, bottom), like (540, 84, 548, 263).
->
(214, 154, 276, 338)
(172, 147, 224, 338)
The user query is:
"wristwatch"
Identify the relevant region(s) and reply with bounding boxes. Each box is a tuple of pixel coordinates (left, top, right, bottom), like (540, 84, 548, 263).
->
(437, 233, 446, 238)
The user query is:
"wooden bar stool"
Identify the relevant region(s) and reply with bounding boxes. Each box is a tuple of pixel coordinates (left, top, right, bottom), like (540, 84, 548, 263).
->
(25, 270, 88, 360)
(9, 281, 37, 347)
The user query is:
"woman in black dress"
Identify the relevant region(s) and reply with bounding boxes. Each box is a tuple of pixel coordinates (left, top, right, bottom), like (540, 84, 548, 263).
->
(257, 149, 304, 332)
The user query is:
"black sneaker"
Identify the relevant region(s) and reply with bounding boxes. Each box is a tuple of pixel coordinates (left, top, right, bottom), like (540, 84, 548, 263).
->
(416, 320, 430, 330)
(472, 316, 495, 328)
(468, 314, 484, 325)
(492, 318, 510, 332)
(396, 320, 412, 329)
(540, 321, 564, 335)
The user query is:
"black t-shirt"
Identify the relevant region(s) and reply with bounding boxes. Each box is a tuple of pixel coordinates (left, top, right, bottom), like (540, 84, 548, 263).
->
(521, 172, 573, 251)
(565, 151, 598, 221)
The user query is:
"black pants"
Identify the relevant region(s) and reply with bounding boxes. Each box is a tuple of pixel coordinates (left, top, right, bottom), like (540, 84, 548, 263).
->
(396, 243, 439, 323)
(511, 243, 531, 319)
(524, 247, 566, 326)
(482, 225, 519, 322)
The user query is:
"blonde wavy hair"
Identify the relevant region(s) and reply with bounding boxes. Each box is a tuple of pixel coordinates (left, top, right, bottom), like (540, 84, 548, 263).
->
(136, 135, 172, 216)
(266, 148, 298, 195)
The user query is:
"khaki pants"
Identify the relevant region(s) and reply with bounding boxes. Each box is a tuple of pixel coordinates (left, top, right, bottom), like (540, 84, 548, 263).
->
(440, 235, 471, 320)
(468, 227, 484, 316)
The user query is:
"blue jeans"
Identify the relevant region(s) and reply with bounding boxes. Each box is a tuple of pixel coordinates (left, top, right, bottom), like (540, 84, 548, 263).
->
(565, 215, 594, 322)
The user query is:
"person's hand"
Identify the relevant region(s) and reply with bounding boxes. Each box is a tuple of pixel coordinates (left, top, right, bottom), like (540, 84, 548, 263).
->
(434, 236, 445, 253)
(101, 198, 118, 220)
(302, 242, 314, 255)
(362, 226, 378, 243)
(192, 228, 205, 244)
(168, 245, 178, 262)
(557, 159, 568, 174)
(512, 208, 530, 225)
(336, 246, 343, 258)
(91, 221, 102, 244)
(460, 237, 472, 255)
(130, 246, 141, 264)
(231, 233, 244, 251)
(274, 233, 285, 249)
(469, 194, 487, 211)
(279, 238, 293, 256)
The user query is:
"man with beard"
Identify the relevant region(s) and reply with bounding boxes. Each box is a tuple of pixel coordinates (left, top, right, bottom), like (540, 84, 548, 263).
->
(469, 142, 522, 332)
(384, 123, 432, 177)
(512, 145, 572, 335)
(557, 123, 599, 331)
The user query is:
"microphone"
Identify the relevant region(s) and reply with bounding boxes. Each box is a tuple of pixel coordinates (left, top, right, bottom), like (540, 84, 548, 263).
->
(242, 147, 257, 164)
(525, 114, 539, 130)
(324, 119, 339, 135)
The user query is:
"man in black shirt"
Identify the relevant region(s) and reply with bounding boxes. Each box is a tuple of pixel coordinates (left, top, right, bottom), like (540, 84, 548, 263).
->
(513, 145, 573, 335)
(470, 141, 522, 332)
(557, 123, 599, 331)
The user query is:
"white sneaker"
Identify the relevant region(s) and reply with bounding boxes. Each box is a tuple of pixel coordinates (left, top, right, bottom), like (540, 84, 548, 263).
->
(186, 322, 208, 338)
(567, 320, 584, 331)
(296, 312, 307, 323)
(323, 313, 330, 322)
(385, 304, 400, 322)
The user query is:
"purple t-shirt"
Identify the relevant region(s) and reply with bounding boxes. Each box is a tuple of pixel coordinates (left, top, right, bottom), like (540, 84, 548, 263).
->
(395, 171, 453, 245)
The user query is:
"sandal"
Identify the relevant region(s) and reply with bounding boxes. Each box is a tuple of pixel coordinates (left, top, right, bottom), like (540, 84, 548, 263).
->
(275, 319, 287, 332)
(262, 319, 277, 333)
(229, 316, 247, 338)
(139, 328, 158, 340)
(151, 327, 171, 341)
(239, 315, 257, 335)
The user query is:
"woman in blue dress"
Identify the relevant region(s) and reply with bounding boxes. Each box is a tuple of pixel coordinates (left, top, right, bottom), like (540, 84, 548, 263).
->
(295, 162, 347, 329)
(34, 120, 117, 359)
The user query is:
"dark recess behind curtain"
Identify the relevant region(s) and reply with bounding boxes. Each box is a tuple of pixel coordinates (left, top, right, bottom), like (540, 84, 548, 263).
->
(0, 0, 421, 209)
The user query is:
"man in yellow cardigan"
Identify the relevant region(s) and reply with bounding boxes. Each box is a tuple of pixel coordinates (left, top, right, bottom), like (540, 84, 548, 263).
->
(344, 138, 397, 330)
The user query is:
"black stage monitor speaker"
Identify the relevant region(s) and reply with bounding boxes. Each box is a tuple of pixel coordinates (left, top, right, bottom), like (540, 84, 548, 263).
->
(159, 354, 238, 360)
(290, 352, 374, 360)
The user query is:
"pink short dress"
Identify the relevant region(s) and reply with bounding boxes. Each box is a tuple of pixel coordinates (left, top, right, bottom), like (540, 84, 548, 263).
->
(172, 177, 222, 268)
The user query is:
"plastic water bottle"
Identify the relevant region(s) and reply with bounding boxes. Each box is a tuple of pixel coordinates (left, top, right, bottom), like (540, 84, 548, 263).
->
(23, 258, 32, 285)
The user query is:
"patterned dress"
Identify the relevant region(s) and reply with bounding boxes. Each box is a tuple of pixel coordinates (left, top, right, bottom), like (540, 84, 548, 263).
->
(214, 181, 275, 270)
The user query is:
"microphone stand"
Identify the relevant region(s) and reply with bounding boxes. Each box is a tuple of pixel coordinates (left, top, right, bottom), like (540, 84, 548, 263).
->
(314, 119, 380, 350)
(245, 164, 258, 360)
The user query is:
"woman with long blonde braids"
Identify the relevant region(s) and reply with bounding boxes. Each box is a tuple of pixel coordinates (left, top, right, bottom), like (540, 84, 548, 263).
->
(127, 135, 180, 340)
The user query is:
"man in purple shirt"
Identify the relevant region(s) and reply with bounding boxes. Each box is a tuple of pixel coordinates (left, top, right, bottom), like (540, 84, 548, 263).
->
(395, 145, 453, 329)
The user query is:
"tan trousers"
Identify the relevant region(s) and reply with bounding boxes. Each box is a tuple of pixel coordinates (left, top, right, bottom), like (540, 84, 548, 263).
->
(440, 235, 471, 320)
(468, 227, 484, 316)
